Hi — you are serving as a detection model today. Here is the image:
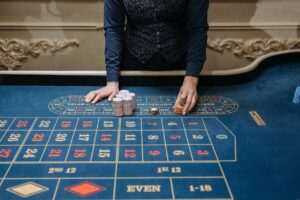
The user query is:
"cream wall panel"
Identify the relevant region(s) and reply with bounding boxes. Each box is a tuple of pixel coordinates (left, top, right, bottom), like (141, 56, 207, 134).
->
(0, 0, 103, 25)
(210, 0, 300, 24)
(0, 0, 300, 75)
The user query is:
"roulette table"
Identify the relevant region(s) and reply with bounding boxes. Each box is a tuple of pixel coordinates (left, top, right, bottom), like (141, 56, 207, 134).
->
(0, 59, 299, 199)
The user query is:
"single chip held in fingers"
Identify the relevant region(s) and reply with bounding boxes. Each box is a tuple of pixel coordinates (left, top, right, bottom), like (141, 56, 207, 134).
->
(173, 102, 184, 115)
(174, 110, 182, 115)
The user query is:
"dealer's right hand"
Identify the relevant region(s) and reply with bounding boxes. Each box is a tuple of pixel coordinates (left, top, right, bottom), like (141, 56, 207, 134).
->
(85, 82, 119, 104)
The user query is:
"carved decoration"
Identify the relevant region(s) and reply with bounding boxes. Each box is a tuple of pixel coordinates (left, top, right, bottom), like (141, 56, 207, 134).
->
(207, 38, 300, 60)
(0, 39, 79, 70)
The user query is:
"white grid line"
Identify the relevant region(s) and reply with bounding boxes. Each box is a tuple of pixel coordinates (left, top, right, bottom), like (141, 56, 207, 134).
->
(215, 118, 237, 162)
(0, 118, 16, 143)
(90, 118, 100, 162)
(64, 118, 79, 162)
(169, 177, 175, 200)
(181, 118, 194, 161)
(0, 143, 212, 147)
(160, 118, 169, 161)
(39, 118, 59, 162)
(6, 128, 206, 131)
(0, 118, 38, 188)
(52, 178, 61, 200)
(202, 118, 234, 200)
(140, 117, 144, 162)
(3, 176, 225, 180)
(112, 118, 121, 200)
(0, 160, 222, 164)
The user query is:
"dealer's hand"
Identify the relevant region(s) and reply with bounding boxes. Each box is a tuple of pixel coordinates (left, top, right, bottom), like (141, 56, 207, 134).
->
(85, 82, 119, 104)
(175, 76, 198, 115)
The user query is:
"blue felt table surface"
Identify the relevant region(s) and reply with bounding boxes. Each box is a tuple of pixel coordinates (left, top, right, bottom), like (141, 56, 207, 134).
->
(0, 61, 300, 200)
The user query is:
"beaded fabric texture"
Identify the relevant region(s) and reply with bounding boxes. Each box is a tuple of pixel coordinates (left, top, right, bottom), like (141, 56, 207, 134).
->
(123, 0, 187, 64)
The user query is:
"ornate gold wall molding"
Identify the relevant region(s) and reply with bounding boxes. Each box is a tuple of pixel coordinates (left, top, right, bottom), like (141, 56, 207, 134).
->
(207, 38, 300, 60)
(0, 39, 79, 70)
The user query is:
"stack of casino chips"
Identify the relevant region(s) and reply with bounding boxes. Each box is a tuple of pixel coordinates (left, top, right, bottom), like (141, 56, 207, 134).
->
(112, 90, 136, 117)
(123, 97, 134, 115)
(128, 92, 136, 110)
(293, 86, 300, 104)
(112, 97, 124, 117)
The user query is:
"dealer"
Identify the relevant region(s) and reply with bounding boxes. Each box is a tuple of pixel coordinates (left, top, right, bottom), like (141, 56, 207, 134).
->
(85, 0, 209, 115)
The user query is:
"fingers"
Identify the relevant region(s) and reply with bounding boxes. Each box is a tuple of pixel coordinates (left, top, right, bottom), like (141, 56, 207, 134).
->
(180, 90, 188, 103)
(91, 93, 103, 104)
(85, 86, 119, 104)
(84, 91, 97, 103)
(183, 92, 193, 115)
(108, 90, 118, 102)
(188, 94, 198, 113)
(181, 89, 198, 115)
(173, 93, 181, 108)
(173, 92, 181, 109)
(173, 89, 187, 115)
(84, 90, 104, 104)
(174, 89, 187, 107)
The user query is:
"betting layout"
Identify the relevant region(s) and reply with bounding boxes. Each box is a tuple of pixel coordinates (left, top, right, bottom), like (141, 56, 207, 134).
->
(0, 116, 236, 199)
(49, 95, 239, 116)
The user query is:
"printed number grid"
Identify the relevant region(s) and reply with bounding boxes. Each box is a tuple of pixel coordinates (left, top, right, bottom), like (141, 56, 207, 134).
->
(0, 117, 220, 164)
(0, 117, 234, 200)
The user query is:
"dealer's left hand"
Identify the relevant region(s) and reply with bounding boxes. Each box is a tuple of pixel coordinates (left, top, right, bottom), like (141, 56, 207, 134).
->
(175, 76, 199, 115)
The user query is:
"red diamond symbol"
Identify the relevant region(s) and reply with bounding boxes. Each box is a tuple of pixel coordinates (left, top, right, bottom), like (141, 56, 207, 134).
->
(64, 181, 106, 197)
(148, 122, 157, 126)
